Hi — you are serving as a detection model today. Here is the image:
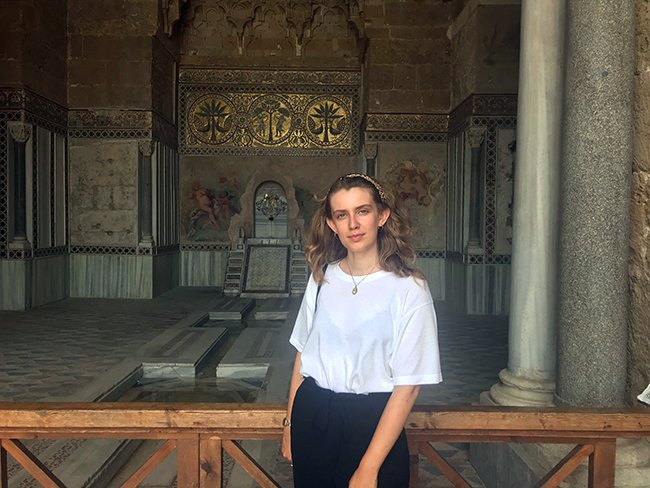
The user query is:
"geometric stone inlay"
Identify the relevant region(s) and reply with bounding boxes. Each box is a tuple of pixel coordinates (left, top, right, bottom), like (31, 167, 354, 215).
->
(243, 245, 289, 293)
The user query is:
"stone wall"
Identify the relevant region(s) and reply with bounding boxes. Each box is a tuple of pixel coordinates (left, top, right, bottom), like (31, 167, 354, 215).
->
(152, 33, 177, 124)
(23, 0, 68, 105)
(69, 140, 138, 246)
(67, 0, 158, 108)
(628, 0, 650, 406)
(0, 0, 67, 105)
(365, 0, 451, 112)
(0, 2, 23, 84)
(449, 1, 520, 109)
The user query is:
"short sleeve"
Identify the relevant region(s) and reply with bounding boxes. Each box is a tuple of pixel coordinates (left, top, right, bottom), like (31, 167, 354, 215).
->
(390, 282, 443, 386)
(289, 274, 318, 352)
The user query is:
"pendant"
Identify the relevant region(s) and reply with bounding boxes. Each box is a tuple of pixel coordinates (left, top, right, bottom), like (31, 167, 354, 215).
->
(352, 287, 358, 295)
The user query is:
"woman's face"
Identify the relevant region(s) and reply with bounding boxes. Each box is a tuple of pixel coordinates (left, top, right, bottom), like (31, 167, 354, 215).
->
(326, 187, 390, 256)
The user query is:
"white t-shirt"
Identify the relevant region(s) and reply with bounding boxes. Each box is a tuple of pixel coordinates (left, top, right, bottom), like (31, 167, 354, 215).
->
(289, 261, 443, 394)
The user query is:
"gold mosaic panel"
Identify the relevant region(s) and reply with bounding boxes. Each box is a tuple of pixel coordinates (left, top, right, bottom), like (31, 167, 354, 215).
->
(183, 91, 354, 152)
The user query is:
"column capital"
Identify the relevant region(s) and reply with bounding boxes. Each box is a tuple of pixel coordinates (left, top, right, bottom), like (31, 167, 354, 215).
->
(467, 127, 486, 149)
(138, 140, 156, 157)
(8, 122, 32, 144)
(364, 142, 378, 159)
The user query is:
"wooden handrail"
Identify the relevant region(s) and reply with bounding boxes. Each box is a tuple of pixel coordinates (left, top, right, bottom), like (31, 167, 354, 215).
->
(1, 403, 649, 488)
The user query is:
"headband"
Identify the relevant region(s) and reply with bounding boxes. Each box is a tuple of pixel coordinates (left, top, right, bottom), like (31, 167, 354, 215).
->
(340, 173, 387, 202)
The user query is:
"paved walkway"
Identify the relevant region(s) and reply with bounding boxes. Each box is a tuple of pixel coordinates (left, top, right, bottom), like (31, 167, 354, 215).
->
(0, 286, 509, 487)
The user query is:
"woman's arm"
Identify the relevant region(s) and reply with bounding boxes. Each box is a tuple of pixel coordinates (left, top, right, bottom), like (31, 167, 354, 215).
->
(281, 351, 304, 462)
(348, 384, 420, 488)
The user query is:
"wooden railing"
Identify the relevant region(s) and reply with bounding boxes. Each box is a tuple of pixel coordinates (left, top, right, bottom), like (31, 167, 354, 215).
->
(1, 403, 650, 488)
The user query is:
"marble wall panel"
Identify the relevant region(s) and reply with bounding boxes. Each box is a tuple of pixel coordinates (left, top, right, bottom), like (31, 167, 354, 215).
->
(417, 257, 446, 301)
(0, 260, 29, 310)
(445, 258, 466, 312)
(376, 142, 447, 249)
(180, 250, 228, 286)
(32, 255, 67, 307)
(465, 263, 510, 315)
(152, 252, 179, 297)
(69, 254, 153, 298)
(69, 140, 138, 246)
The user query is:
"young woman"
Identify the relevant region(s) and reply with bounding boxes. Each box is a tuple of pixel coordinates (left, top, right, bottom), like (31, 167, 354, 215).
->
(281, 173, 442, 488)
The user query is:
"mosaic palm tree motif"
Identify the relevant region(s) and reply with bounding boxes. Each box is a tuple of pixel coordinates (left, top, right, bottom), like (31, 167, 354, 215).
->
(249, 96, 292, 145)
(306, 99, 349, 146)
(189, 95, 235, 145)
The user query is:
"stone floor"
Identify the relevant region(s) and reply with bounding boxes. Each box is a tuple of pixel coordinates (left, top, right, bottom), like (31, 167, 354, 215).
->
(0, 286, 509, 487)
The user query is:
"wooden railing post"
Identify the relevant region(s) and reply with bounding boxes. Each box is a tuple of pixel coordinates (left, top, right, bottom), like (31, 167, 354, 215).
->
(177, 436, 201, 488)
(588, 440, 616, 488)
(407, 436, 419, 488)
(1, 441, 7, 488)
(200, 436, 223, 488)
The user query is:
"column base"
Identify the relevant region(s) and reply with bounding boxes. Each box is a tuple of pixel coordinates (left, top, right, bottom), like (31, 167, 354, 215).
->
(465, 242, 484, 254)
(481, 368, 555, 407)
(8, 239, 32, 251)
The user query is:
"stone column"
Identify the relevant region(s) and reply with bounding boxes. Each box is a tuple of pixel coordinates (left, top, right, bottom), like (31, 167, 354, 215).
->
(466, 128, 485, 253)
(556, 0, 634, 407)
(364, 142, 378, 177)
(138, 140, 155, 247)
(482, 0, 565, 406)
(8, 122, 32, 249)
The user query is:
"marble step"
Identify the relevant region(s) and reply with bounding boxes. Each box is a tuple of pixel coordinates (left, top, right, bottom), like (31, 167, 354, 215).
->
(216, 327, 282, 381)
(209, 297, 255, 321)
(253, 298, 299, 320)
(141, 328, 228, 378)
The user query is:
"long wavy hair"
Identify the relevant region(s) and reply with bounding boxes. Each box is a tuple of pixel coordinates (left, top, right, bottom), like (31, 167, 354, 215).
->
(306, 173, 424, 283)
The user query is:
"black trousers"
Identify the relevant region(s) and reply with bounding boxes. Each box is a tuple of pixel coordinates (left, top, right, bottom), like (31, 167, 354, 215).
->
(290, 377, 409, 488)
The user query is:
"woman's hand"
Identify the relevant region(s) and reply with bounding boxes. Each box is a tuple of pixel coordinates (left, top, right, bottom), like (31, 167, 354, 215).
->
(281, 427, 292, 463)
(348, 465, 378, 488)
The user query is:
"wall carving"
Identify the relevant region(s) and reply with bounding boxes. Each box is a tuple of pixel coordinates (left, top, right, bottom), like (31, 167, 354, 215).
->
(68, 109, 177, 148)
(181, 0, 365, 61)
(179, 68, 360, 155)
(365, 113, 448, 133)
(449, 93, 517, 133)
(364, 113, 448, 143)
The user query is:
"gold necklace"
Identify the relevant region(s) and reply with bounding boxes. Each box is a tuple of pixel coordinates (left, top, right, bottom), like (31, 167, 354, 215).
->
(345, 260, 377, 295)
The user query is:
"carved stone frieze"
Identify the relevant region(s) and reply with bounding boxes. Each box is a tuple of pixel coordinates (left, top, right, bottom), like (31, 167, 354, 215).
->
(68, 109, 177, 147)
(179, 68, 361, 86)
(365, 113, 448, 133)
(0, 87, 67, 129)
(449, 94, 518, 132)
(181, 0, 365, 60)
(68, 109, 153, 129)
(0, 88, 26, 108)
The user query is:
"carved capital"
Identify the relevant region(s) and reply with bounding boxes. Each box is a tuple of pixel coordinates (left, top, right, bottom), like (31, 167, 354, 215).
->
(138, 140, 156, 156)
(467, 128, 486, 149)
(364, 142, 378, 159)
(8, 122, 32, 144)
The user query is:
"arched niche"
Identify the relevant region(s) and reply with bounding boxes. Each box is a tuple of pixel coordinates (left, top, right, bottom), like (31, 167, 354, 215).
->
(227, 166, 304, 248)
(254, 181, 288, 238)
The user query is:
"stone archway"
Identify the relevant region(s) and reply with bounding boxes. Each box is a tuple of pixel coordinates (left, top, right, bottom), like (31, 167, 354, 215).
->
(227, 166, 305, 249)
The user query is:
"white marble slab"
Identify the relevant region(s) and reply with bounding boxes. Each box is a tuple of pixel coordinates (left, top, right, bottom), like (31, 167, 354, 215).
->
(142, 328, 228, 378)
